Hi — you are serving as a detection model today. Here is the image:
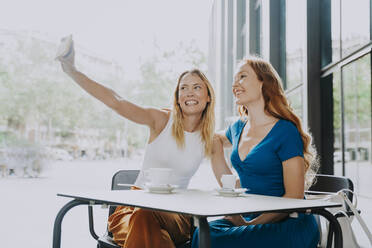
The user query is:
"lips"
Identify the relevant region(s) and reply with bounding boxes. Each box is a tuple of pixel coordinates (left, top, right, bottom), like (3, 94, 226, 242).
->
(233, 89, 244, 97)
(185, 100, 198, 105)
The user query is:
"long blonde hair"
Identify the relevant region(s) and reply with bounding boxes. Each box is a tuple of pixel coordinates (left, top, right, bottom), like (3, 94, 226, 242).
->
(172, 69, 215, 158)
(238, 57, 319, 189)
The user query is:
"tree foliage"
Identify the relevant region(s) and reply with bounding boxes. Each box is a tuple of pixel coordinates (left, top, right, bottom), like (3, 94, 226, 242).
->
(0, 31, 207, 150)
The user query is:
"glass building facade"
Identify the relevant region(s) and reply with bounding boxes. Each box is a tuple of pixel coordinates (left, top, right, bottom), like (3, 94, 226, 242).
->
(209, 0, 372, 197)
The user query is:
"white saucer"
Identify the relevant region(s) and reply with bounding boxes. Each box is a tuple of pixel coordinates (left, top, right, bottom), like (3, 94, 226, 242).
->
(145, 183, 178, 194)
(215, 188, 248, 197)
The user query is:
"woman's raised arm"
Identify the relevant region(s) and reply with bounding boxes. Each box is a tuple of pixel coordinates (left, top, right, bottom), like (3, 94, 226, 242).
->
(57, 38, 165, 129)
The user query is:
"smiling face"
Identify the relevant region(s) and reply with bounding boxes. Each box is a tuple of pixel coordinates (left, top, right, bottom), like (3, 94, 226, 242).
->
(177, 73, 211, 116)
(232, 63, 263, 106)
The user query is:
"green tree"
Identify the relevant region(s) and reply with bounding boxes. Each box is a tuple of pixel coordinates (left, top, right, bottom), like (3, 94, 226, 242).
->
(0, 31, 207, 151)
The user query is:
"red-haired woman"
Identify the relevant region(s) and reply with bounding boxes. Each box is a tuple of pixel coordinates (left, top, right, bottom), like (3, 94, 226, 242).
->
(193, 56, 319, 248)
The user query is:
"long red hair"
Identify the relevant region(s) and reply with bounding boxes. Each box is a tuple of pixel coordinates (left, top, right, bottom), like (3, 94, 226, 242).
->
(238, 57, 318, 189)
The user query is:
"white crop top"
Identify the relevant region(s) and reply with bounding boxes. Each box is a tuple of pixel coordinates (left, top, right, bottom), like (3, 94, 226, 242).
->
(134, 116, 204, 189)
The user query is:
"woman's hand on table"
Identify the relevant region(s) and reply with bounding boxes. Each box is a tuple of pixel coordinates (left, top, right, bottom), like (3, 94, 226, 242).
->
(223, 215, 248, 226)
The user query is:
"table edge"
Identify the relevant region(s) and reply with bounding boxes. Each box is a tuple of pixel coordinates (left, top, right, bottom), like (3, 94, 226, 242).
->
(57, 193, 342, 217)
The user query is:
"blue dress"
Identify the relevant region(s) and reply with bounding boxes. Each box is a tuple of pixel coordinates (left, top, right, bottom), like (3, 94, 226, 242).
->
(192, 119, 319, 248)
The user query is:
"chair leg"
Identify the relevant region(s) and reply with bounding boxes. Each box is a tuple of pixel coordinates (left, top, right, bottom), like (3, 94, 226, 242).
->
(314, 215, 322, 246)
(326, 223, 334, 248)
(88, 205, 99, 240)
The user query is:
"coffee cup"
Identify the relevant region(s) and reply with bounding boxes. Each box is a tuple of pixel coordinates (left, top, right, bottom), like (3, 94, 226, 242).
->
(144, 168, 173, 186)
(221, 174, 236, 190)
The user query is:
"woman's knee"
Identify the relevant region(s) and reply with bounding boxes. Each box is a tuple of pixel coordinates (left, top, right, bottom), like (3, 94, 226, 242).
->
(130, 208, 156, 224)
(127, 208, 161, 233)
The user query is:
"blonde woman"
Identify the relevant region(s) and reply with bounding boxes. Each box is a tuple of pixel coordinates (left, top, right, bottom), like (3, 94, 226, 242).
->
(193, 56, 319, 248)
(56, 38, 215, 248)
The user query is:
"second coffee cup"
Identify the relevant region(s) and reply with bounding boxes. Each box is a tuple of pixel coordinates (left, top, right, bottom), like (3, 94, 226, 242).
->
(221, 174, 237, 189)
(145, 168, 173, 186)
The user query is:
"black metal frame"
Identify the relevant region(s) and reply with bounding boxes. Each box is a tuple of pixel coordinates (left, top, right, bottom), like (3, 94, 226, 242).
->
(88, 205, 99, 240)
(52, 199, 99, 248)
(52, 199, 210, 248)
(307, 174, 358, 247)
(318, 0, 372, 177)
(269, 0, 286, 86)
(307, 0, 334, 175)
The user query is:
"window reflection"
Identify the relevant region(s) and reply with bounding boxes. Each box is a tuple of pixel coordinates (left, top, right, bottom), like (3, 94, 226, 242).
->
(287, 87, 303, 121)
(341, 0, 370, 57)
(285, 0, 306, 90)
(249, 0, 262, 56)
(342, 54, 371, 196)
(333, 71, 342, 176)
(236, 0, 246, 60)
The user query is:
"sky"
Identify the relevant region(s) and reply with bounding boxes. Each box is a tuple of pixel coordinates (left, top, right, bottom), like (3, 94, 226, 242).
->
(0, 0, 213, 76)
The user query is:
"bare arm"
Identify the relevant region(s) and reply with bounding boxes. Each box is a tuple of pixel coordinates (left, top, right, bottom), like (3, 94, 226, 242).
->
(225, 156, 305, 226)
(57, 39, 166, 130)
(246, 156, 305, 225)
(215, 131, 232, 148)
(211, 135, 240, 187)
(67, 70, 164, 128)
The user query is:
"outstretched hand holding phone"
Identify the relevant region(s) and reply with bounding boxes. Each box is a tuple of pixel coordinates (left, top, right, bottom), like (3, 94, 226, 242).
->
(55, 35, 76, 74)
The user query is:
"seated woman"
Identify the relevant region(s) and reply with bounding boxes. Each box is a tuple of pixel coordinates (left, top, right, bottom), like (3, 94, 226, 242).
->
(56, 36, 216, 248)
(193, 56, 320, 248)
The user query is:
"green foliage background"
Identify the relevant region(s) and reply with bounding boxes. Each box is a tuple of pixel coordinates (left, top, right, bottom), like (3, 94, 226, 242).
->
(0, 31, 207, 150)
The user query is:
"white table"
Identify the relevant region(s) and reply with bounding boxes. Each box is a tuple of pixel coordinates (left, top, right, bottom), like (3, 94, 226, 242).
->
(53, 189, 343, 248)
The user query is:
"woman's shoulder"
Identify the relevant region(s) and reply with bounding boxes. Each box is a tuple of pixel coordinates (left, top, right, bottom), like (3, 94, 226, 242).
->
(150, 108, 171, 134)
(224, 118, 245, 141)
(277, 119, 300, 134)
(229, 117, 246, 130)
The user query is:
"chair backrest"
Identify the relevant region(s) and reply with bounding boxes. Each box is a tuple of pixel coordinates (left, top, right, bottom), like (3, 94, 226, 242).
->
(111, 169, 140, 190)
(308, 174, 354, 201)
(107, 169, 193, 248)
(109, 169, 140, 216)
(308, 174, 354, 247)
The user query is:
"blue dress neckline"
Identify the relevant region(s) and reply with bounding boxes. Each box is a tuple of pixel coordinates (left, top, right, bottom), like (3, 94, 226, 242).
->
(236, 119, 282, 162)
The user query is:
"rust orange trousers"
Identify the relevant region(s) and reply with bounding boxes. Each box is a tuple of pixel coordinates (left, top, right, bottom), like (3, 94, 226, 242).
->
(107, 198, 191, 248)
